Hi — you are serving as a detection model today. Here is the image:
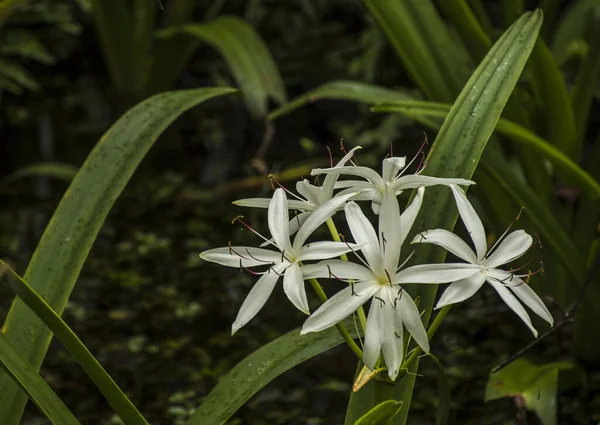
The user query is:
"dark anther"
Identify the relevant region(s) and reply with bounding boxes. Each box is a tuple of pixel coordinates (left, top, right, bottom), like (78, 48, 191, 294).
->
(374, 296, 385, 307)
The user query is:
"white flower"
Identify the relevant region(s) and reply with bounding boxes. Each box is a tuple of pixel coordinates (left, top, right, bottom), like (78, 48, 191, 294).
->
(200, 188, 359, 334)
(300, 184, 479, 380)
(409, 184, 553, 337)
(311, 153, 475, 214)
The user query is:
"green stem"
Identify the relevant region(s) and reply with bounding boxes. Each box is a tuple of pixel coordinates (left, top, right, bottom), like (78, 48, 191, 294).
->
(402, 305, 451, 370)
(325, 218, 368, 330)
(309, 278, 363, 360)
(0, 261, 150, 425)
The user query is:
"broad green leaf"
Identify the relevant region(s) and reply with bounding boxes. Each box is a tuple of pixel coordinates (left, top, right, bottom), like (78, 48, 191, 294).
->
(90, 0, 155, 101)
(364, 0, 469, 102)
(161, 16, 286, 118)
(0, 87, 237, 425)
(347, 11, 543, 425)
(424, 354, 450, 425)
(268, 81, 416, 121)
(572, 135, 600, 252)
(1, 261, 149, 425)
(4, 162, 78, 182)
(372, 101, 600, 199)
(552, 0, 600, 65)
(486, 358, 575, 425)
(354, 401, 403, 425)
(0, 333, 81, 425)
(435, 0, 491, 62)
(184, 320, 359, 425)
(528, 38, 578, 159)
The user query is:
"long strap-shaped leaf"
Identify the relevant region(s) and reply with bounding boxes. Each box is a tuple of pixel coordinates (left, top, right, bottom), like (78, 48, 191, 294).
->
(0, 87, 237, 425)
(1, 261, 149, 425)
(346, 11, 543, 425)
(160, 16, 287, 118)
(184, 320, 359, 425)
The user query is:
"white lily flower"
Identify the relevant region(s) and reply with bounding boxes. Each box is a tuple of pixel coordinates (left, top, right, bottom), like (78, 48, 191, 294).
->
(409, 184, 553, 337)
(300, 184, 479, 380)
(311, 151, 475, 214)
(200, 188, 359, 334)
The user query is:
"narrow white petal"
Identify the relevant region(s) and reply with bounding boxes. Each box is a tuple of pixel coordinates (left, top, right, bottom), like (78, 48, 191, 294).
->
(293, 191, 357, 249)
(397, 290, 429, 353)
(450, 185, 487, 262)
(371, 197, 382, 215)
(283, 263, 310, 314)
(487, 270, 553, 325)
(399, 186, 425, 244)
(260, 212, 312, 247)
(231, 263, 287, 334)
(268, 189, 293, 253)
(312, 166, 384, 187)
(487, 278, 538, 337)
(435, 273, 486, 308)
(379, 183, 402, 273)
(297, 241, 357, 261)
(296, 180, 321, 206)
(362, 295, 384, 371)
(336, 187, 376, 202)
(300, 260, 374, 281)
(379, 287, 405, 380)
(234, 197, 314, 211)
(412, 229, 477, 264)
(345, 201, 383, 272)
(483, 230, 533, 268)
(335, 180, 375, 189)
(322, 146, 363, 199)
(200, 247, 282, 268)
(394, 263, 481, 284)
(382, 157, 407, 182)
(394, 175, 475, 190)
(301, 281, 379, 334)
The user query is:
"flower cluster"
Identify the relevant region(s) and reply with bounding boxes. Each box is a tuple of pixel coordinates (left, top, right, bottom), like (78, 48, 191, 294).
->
(199, 146, 553, 380)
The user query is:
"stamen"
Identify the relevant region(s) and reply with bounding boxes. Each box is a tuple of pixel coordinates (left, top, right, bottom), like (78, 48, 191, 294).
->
(339, 233, 370, 268)
(397, 134, 429, 178)
(509, 253, 538, 273)
(228, 242, 249, 260)
(381, 232, 387, 251)
(232, 216, 276, 247)
(267, 174, 306, 202)
(326, 145, 333, 168)
(374, 296, 386, 307)
(484, 207, 524, 260)
(340, 138, 359, 166)
(269, 265, 285, 276)
(389, 140, 394, 157)
(392, 287, 404, 309)
(384, 269, 393, 286)
(394, 332, 402, 339)
(396, 248, 417, 273)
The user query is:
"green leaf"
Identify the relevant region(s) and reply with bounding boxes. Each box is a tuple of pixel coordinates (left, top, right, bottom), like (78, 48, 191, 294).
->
(372, 101, 600, 200)
(502, 0, 525, 26)
(0, 333, 81, 425)
(354, 400, 403, 425)
(184, 320, 359, 425)
(364, 0, 469, 102)
(1, 261, 149, 425)
(0, 87, 237, 425)
(0, 59, 39, 90)
(551, 0, 600, 65)
(486, 358, 575, 425)
(347, 10, 543, 425)
(528, 38, 578, 159)
(161, 16, 286, 118)
(424, 354, 450, 425)
(268, 80, 416, 121)
(4, 162, 78, 182)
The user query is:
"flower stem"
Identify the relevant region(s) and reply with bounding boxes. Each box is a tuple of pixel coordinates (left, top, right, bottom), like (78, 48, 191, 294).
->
(325, 218, 368, 331)
(308, 278, 363, 360)
(402, 305, 451, 370)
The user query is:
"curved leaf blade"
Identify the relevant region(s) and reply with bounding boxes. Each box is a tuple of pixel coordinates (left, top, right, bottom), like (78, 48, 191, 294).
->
(0, 87, 237, 425)
(4, 162, 78, 182)
(185, 321, 359, 425)
(354, 400, 403, 425)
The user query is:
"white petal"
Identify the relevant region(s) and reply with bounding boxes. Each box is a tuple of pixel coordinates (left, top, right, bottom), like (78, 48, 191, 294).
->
(200, 247, 282, 268)
(234, 197, 314, 211)
(435, 273, 486, 308)
(260, 212, 311, 247)
(345, 201, 383, 272)
(379, 287, 405, 380)
(399, 186, 424, 244)
(394, 263, 481, 284)
(487, 270, 553, 325)
(231, 263, 287, 334)
(362, 294, 384, 371)
(450, 185, 487, 262)
(397, 289, 429, 353)
(301, 281, 379, 334)
(371, 197, 382, 215)
(335, 180, 375, 189)
(322, 146, 363, 199)
(382, 157, 407, 182)
(293, 191, 357, 249)
(336, 187, 377, 202)
(296, 180, 321, 206)
(487, 277, 538, 337)
(379, 183, 402, 273)
(297, 241, 357, 261)
(412, 229, 477, 264)
(283, 263, 310, 314)
(311, 166, 384, 187)
(483, 230, 533, 268)
(268, 189, 293, 253)
(394, 175, 475, 190)
(300, 260, 374, 281)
